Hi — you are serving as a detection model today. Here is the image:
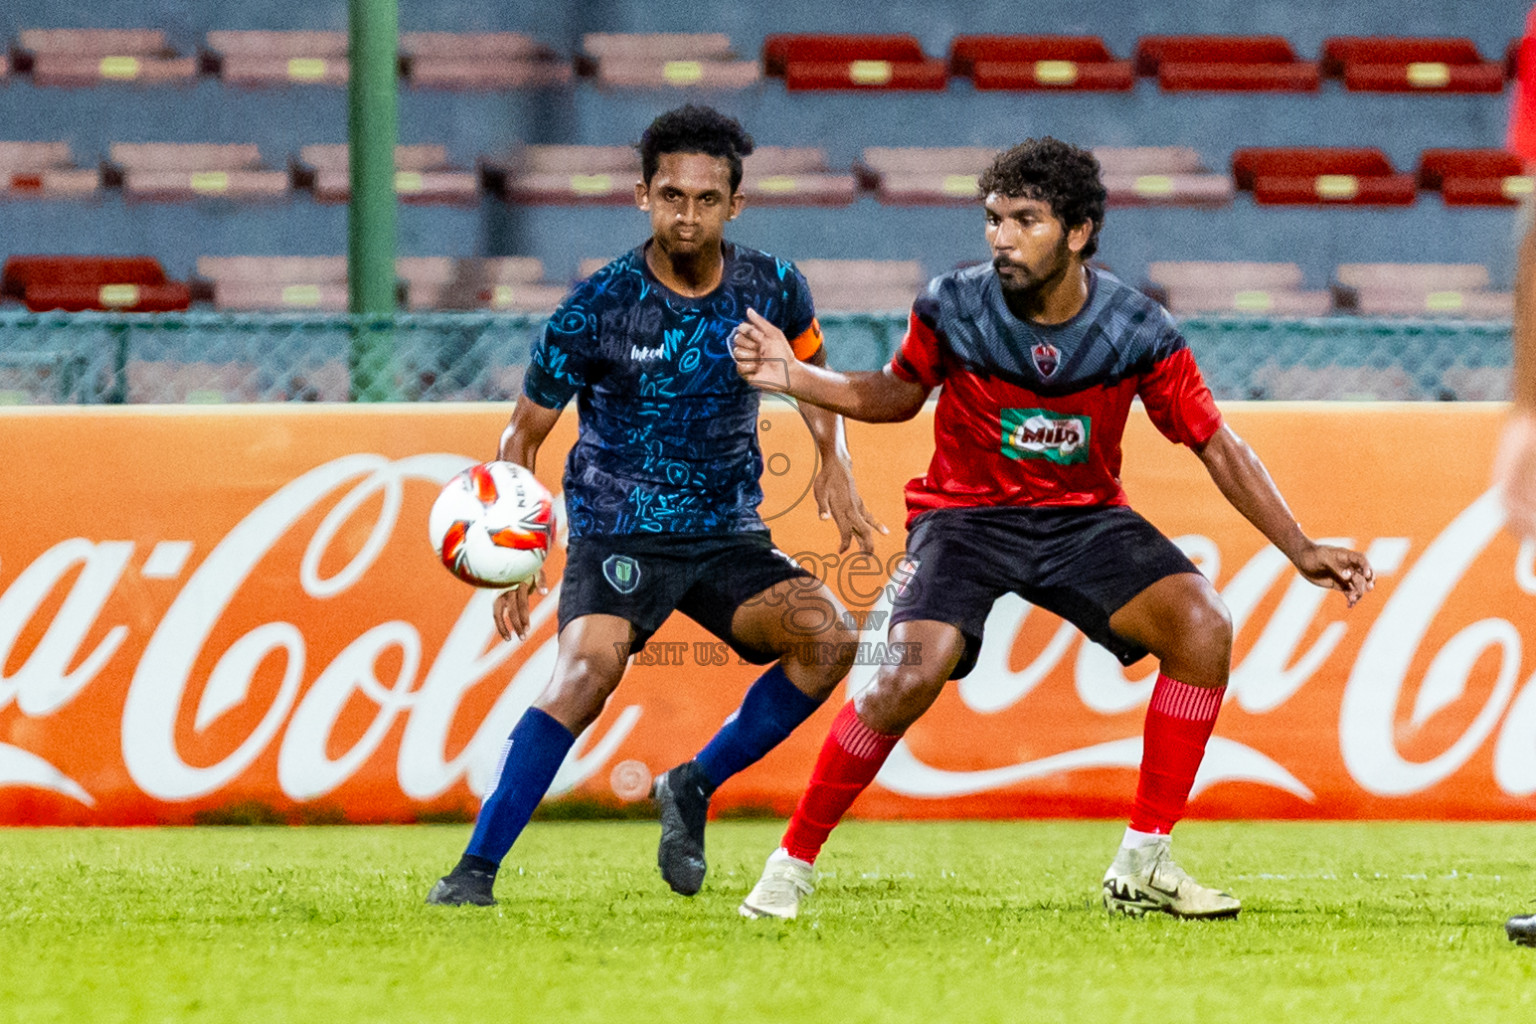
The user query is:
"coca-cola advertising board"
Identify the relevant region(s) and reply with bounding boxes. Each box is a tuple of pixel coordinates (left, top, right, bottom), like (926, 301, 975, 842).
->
(1, 402, 1533, 825)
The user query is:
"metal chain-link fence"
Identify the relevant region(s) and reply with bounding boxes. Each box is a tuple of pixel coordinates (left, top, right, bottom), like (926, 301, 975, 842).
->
(0, 310, 1513, 405)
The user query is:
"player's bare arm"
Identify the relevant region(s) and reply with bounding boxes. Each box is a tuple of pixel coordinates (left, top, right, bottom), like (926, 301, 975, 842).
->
(492, 397, 561, 641)
(791, 344, 888, 553)
(733, 308, 929, 423)
(1194, 424, 1374, 606)
(1495, 207, 1536, 538)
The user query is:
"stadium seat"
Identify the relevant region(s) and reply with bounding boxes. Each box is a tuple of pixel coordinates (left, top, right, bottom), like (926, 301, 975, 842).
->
(2, 255, 190, 312)
(486, 145, 641, 205)
(0, 141, 100, 199)
(296, 144, 478, 205)
(858, 147, 998, 204)
(107, 143, 289, 202)
(204, 31, 349, 87)
(796, 259, 926, 311)
(17, 29, 197, 87)
(948, 36, 1134, 91)
(1095, 147, 1235, 207)
(580, 33, 759, 89)
(762, 34, 948, 91)
(740, 147, 857, 206)
(1335, 262, 1511, 317)
(1417, 148, 1530, 205)
(196, 255, 349, 311)
(1134, 35, 1320, 92)
(401, 32, 570, 89)
(1146, 261, 1329, 315)
(1231, 147, 1417, 205)
(398, 256, 567, 311)
(1321, 37, 1506, 93)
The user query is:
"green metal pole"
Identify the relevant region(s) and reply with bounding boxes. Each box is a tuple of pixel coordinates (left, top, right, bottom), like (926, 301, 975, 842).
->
(348, 0, 398, 401)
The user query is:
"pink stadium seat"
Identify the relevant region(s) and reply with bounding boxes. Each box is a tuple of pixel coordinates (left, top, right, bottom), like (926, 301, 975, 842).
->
(1321, 37, 1506, 93)
(740, 147, 857, 206)
(398, 256, 564, 311)
(0, 142, 100, 199)
(297, 144, 477, 205)
(1095, 147, 1234, 207)
(1417, 149, 1530, 205)
(796, 259, 927, 311)
(401, 32, 570, 90)
(763, 34, 947, 91)
(1135, 35, 1320, 92)
(196, 256, 349, 311)
(487, 146, 642, 205)
(108, 143, 289, 202)
(1335, 263, 1510, 318)
(858, 147, 997, 205)
(205, 31, 349, 87)
(1147, 262, 1326, 315)
(949, 36, 1134, 91)
(581, 32, 758, 88)
(18, 28, 197, 87)
(1232, 147, 1416, 205)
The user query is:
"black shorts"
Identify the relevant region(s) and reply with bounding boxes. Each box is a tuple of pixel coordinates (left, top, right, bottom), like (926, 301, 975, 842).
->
(558, 530, 814, 664)
(891, 505, 1201, 680)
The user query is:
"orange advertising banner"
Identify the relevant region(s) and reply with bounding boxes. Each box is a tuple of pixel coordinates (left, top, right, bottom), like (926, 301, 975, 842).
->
(0, 402, 1534, 825)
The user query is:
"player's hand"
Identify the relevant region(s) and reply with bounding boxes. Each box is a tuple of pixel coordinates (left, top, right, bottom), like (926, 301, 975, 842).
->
(493, 567, 548, 642)
(1293, 543, 1374, 607)
(1494, 411, 1536, 539)
(732, 308, 796, 393)
(813, 454, 888, 554)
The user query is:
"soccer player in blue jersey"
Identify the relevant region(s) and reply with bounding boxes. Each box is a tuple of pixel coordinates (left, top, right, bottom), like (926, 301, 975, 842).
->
(426, 105, 883, 906)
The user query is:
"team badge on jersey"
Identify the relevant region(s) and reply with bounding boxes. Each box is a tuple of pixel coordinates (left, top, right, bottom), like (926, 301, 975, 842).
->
(603, 554, 642, 594)
(1031, 342, 1060, 379)
(1000, 409, 1091, 465)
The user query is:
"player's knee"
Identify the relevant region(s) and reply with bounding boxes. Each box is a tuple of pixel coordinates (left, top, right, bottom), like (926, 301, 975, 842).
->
(859, 661, 947, 733)
(1172, 591, 1233, 678)
(782, 619, 861, 697)
(544, 657, 623, 731)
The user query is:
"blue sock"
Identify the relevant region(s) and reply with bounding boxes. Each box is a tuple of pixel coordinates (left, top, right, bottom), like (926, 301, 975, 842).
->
(693, 664, 824, 790)
(464, 707, 575, 868)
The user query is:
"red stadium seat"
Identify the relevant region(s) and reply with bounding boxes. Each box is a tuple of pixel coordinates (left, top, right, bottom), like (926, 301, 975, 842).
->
(402, 32, 570, 90)
(2, 255, 190, 312)
(1231, 148, 1416, 205)
(204, 31, 349, 87)
(1321, 37, 1506, 93)
(1135, 35, 1319, 92)
(949, 36, 1134, 91)
(0, 141, 100, 199)
(18, 28, 197, 87)
(1417, 148, 1530, 205)
(296, 144, 478, 205)
(762, 34, 947, 91)
(108, 143, 289, 202)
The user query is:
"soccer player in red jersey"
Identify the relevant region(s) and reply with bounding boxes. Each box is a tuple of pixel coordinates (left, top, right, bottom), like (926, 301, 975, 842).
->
(1502, 6, 1536, 948)
(729, 138, 1375, 920)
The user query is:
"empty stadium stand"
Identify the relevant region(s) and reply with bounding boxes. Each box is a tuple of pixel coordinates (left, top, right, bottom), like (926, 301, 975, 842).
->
(402, 31, 569, 89)
(16, 29, 197, 87)
(296, 144, 477, 205)
(108, 143, 289, 202)
(204, 31, 350, 87)
(1321, 37, 1506, 93)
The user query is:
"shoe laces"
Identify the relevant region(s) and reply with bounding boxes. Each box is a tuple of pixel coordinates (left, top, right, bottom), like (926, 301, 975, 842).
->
(759, 862, 814, 901)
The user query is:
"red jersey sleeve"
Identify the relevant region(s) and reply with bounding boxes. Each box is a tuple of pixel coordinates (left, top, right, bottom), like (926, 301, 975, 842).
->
(1138, 345, 1223, 448)
(1511, 5, 1536, 163)
(888, 306, 945, 388)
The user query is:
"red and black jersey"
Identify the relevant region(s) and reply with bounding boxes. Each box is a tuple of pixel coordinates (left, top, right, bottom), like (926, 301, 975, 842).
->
(889, 264, 1222, 525)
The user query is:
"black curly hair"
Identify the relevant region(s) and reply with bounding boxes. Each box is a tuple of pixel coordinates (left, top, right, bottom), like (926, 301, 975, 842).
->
(977, 138, 1107, 258)
(638, 105, 756, 192)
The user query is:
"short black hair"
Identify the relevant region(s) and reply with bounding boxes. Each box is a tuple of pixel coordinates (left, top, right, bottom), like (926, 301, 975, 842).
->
(978, 138, 1107, 259)
(638, 104, 755, 192)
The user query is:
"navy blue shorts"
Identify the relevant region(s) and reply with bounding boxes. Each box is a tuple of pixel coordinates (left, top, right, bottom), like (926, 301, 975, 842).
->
(558, 531, 814, 664)
(890, 505, 1201, 680)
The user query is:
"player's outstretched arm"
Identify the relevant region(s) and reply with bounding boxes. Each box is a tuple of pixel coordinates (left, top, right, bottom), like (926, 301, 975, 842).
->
(492, 397, 562, 640)
(795, 345, 889, 553)
(1495, 208, 1536, 539)
(733, 308, 928, 423)
(1194, 424, 1375, 607)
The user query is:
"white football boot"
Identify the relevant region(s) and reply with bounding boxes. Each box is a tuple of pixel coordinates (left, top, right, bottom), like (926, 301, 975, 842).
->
(1101, 835, 1241, 919)
(739, 848, 815, 920)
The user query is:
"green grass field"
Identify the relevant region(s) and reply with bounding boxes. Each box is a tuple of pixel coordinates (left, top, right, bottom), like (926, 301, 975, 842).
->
(1, 821, 1533, 1023)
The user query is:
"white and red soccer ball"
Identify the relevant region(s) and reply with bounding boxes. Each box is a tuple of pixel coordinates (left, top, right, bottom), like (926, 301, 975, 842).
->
(429, 461, 556, 588)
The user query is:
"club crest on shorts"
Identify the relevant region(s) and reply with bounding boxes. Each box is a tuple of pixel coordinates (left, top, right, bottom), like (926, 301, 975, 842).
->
(1031, 342, 1060, 379)
(603, 554, 641, 594)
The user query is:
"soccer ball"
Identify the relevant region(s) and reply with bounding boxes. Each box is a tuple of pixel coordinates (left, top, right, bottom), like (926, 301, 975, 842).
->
(429, 461, 556, 588)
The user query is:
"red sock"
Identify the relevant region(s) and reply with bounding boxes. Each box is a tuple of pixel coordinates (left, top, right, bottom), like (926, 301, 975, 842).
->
(781, 702, 900, 864)
(1128, 673, 1225, 835)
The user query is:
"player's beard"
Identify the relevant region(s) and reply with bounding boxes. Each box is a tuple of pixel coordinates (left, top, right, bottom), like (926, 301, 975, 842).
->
(993, 239, 1074, 302)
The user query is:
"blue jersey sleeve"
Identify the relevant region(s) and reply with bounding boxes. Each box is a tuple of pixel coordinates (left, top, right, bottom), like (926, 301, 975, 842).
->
(523, 297, 601, 410)
(780, 263, 816, 341)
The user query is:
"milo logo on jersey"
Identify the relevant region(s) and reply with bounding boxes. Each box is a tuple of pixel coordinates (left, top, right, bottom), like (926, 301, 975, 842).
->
(1000, 409, 1091, 465)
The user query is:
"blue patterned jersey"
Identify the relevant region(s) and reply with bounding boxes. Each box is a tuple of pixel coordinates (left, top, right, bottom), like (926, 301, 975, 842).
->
(523, 241, 823, 538)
